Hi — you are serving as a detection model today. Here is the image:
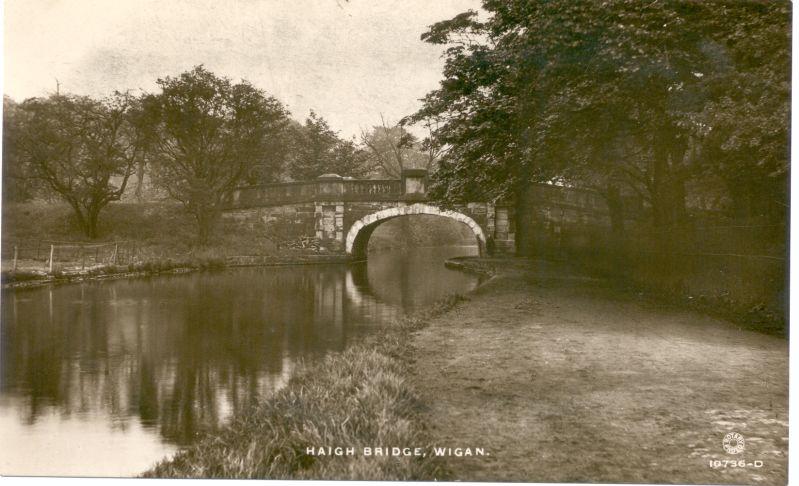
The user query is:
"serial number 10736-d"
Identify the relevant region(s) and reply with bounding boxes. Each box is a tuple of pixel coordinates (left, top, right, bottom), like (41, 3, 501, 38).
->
(709, 460, 763, 468)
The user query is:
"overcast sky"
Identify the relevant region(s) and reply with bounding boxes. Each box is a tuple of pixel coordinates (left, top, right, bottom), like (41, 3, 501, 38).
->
(4, 0, 479, 138)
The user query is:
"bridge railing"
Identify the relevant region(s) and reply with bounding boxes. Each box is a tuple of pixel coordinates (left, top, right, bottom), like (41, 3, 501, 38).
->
(225, 179, 405, 208)
(342, 179, 403, 198)
(225, 181, 318, 207)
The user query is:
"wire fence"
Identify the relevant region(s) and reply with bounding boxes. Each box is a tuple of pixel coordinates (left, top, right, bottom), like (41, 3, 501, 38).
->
(625, 221, 788, 261)
(2, 239, 143, 273)
(552, 220, 789, 322)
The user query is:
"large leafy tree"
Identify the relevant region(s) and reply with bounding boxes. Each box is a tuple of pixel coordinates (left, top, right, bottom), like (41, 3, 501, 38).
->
(411, 0, 790, 242)
(13, 92, 146, 238)
(287, 111, 370, 180)
(142, 66, 289, 243)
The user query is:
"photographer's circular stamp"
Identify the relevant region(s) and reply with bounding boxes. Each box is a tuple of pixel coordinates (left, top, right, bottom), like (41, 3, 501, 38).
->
(722, 432, 745, 455)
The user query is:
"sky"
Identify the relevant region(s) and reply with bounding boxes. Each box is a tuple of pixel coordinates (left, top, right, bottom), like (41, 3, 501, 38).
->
(4, 0, 480, 138)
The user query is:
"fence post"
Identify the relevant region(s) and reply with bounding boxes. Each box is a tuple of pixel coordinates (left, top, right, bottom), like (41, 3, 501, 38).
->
(35, 241, 40, 260)
(81, 246, 85, 270)
(12, 245, 18, 273)
(113, 243, 119, 265)
(49, 245, 54, 274)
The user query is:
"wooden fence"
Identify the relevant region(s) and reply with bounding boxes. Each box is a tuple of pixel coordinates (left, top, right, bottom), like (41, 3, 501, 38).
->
(2, 239, 142, 273)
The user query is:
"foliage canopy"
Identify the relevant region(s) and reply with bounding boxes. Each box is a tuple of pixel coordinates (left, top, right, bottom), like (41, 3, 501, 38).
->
(11, 92, 147, 238)
(411, 0, 790, 226)
(142, 66, 290, 242)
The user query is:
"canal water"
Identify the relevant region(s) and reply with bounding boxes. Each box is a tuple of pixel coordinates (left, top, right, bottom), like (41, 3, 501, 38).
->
(0, 245, 479, 477)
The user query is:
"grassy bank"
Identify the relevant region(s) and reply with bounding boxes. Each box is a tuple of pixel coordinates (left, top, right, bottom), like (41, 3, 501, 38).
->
(2, 201, 286, 260)
(1, 201, 353, 286)
(2, 253, 355, 290)
(3, 202, 476, 258)
(142, 296, 465, 480)
(2, 202, 475, 285)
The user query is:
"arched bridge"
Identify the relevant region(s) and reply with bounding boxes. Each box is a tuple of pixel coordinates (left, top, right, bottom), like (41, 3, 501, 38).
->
(222, 169, 515, 259)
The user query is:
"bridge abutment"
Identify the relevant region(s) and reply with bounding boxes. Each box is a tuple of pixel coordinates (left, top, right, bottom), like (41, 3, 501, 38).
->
(314, 201, 346, 251)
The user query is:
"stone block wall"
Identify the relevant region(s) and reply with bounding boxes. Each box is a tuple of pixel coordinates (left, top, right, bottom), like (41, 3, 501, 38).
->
(222, 203, 316, 246)
(515, 183, 628, 257)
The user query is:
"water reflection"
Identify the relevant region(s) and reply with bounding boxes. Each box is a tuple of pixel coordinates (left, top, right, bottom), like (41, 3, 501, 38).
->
(0, 246, 478, 476)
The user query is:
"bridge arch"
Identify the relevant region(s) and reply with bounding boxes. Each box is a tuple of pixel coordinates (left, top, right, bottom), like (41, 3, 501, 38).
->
(345, 203, 486, 259)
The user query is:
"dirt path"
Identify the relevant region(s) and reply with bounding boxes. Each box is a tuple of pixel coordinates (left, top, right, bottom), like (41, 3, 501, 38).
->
(411, 261, 788, 484)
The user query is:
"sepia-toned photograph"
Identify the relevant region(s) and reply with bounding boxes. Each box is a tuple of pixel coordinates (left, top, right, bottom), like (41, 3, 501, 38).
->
(0, 0, 790, 484)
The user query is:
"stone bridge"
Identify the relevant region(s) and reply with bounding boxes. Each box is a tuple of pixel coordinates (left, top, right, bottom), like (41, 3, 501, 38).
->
(222, 169, 515, 259)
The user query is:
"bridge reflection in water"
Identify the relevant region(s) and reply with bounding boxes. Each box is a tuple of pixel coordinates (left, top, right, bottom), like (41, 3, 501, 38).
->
(0, 246, 479, 476)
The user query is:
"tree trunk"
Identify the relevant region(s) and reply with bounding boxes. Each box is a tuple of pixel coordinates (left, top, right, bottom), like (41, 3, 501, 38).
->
(649, 129, 690, 286)
(69, 202, 92, 238)
(513, 183, 534, 257)
(604, 183, 628, 274)
(194, 208, 220, 245)
(88, 217, 99, 239)
(605, 184, 625, 237)
(670, 176, 687, 224)
(86, 206, 101, 239)
(134, 156, 147, 202)
(651, 131, 688, 229)
(651, 139, 670, 228)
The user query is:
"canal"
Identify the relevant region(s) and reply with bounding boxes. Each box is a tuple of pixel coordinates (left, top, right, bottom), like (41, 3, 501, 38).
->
(0, 245, 480, 476)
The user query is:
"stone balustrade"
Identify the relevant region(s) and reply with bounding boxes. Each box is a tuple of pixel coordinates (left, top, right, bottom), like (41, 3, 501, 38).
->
(224, 178, 406, 209)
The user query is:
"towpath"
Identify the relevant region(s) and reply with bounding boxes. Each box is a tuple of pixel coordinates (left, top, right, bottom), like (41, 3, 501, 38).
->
(411, 259, 788, 484)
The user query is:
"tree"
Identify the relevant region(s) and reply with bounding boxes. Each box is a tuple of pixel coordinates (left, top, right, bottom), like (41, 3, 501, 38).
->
(13, 92, 146, 238)
(2, 96, 41, 203)
(360, 116, 420, 178)
(142, 66, 289, 243)
(416, 116, 448, 174)
(410, 0, 790, 251)
(287, 111, 370, 180)
(360, 115, 444, 179)
(244, 118, 300, 185)
(687, 5, 790, 219)
(328, 137, 371, 178)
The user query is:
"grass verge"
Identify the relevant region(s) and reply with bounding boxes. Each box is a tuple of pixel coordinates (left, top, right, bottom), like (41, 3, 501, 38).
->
(2, 201, 283, 261)
(142, 295, 465, 480)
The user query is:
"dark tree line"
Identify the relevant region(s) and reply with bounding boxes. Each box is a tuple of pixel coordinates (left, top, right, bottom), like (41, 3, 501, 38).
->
(3, 66, 435, 242)
(408, 0, 790, 249)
